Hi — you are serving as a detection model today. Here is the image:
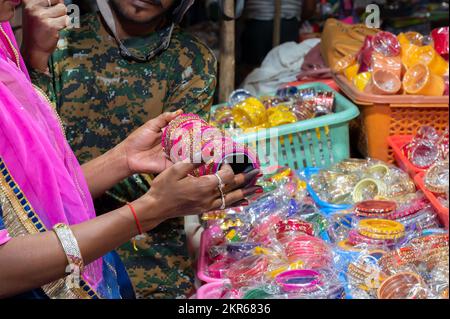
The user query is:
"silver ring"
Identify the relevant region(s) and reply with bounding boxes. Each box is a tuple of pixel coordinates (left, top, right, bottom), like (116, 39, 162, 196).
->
(215, 173, 226, 210)
(47, 0, 52, 7)
(214, 173, 225, 190)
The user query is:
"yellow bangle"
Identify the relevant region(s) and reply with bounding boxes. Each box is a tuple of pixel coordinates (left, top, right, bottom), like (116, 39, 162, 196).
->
(267, 105, 297, 127)
(232, 97, 267, 129)
(358, 219, 405, 237)
(359, 229, 405, 240)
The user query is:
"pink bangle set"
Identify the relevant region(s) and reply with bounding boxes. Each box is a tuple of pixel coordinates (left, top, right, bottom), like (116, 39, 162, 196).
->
(275, 269, 323, 293)
(227, 255, 270, 288)
(386, 198, 428, 220)
(284, 235, 333, 268)
(162, 113, 261, 176)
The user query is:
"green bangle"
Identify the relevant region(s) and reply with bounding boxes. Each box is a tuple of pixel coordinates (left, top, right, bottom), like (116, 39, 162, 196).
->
(243, 288, 272, 299)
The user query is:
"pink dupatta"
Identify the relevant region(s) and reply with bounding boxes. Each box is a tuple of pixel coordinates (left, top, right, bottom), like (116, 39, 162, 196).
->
(0, 22, 103, 293)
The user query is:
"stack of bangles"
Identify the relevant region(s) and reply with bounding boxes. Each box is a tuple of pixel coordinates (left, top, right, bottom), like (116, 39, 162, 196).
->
(377, 272, 428, 299)
(424, 160, 449, 194)
(354, 200, 396, 218)
(386, 197, 428, 220)
(227, 255, 270, 288)
(248, 214, 283, 244)
(347, 229, 398, 248)
(347, 251, 387, 292)
(274, 219, 315, 244)
(356, 219, 406, 241)
(162, 113, 260, 177)
(274, 269, 345, 299)
(275, 270, 323, 294)
(226, 242, 260, 260)
(379, 234, 449, 275)
(284, 235, 333, 268)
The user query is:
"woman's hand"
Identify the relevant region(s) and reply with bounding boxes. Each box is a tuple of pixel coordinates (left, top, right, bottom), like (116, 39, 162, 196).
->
(117, 111, 182, 176)
(83, 111, 181, 198)
(134, 162, 262, 229)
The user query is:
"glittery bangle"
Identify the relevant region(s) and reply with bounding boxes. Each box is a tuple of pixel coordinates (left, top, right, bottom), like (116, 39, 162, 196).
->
(53, 223, 84, 274)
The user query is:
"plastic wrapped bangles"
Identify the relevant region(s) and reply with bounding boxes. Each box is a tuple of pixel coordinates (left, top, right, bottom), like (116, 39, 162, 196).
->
(275, 269, 322, 293)
(352, 178, 387, 203)
(377, 272, 427, 299)
(354, 200, 397, 218)
(357, 219, 405, 240)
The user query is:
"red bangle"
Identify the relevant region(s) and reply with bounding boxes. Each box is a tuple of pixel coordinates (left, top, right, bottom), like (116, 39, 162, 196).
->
(127, 203, 143, 235)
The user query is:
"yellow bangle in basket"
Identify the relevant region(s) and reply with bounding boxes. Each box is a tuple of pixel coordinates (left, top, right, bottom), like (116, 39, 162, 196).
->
(267, 105, 297, 127)
(358, 219, 405, 239)
(232, 97, 267, 129)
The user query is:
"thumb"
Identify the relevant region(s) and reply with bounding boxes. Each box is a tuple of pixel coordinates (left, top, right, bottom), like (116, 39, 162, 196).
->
(170, 152, 205, 180)
(147, 110, 183, 132)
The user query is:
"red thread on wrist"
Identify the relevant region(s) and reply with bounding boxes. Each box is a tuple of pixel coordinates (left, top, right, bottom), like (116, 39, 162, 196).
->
(127, 203, 143, 235)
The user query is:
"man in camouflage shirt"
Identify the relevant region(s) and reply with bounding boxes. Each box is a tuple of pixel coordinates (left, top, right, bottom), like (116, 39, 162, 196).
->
(23, 0, 216, 299)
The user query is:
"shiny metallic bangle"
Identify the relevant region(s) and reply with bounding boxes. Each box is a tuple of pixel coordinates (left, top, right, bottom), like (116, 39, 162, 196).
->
(352, 178, 387, 203)
(424, 160, 449, 194)
(53, 223, 84, 274)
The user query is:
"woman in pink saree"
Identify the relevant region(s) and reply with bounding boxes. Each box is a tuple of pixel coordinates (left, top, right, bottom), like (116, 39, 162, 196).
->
(0, 0, 260, 299)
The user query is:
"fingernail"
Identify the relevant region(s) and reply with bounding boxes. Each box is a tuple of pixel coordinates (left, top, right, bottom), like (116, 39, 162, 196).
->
(243, 186, 263, 196)
(255, 188, 264, 194)
(256, 173, 263, 178)
(241, 200, 249, 206)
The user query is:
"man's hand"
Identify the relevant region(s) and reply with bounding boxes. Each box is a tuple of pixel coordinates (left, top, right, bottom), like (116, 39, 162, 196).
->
(22, 0, 69, 72)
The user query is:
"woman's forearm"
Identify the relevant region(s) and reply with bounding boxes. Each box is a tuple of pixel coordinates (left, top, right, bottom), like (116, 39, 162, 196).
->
(82, 145, 131, 199)
(0, 198, 162, 298)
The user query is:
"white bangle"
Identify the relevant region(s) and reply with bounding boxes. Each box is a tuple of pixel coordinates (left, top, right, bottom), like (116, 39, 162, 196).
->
(53, 223, 84, 274)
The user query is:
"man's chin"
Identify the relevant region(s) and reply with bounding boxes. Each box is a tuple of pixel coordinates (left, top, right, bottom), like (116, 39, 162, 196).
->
(110, 0, 166, 25)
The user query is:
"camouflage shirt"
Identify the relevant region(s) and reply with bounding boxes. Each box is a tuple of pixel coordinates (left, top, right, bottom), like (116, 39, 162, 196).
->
(30, 13, 217, 299)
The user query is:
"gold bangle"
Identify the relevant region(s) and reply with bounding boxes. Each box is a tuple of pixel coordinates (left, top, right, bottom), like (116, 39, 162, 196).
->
(53, 223, 84, 274)
(352, 178, 387, 203)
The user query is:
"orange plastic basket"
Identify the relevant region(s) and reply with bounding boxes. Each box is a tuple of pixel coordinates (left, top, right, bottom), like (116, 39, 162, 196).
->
(387, 135, 426, 177)
(335, 74, 449, 163)
(414, 172, 449, 229)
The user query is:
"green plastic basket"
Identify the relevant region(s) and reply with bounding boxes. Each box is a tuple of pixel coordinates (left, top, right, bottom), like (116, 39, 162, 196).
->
(210, 83, 360, 170)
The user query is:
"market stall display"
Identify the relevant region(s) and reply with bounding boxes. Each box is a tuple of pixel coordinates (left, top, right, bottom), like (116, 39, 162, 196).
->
(195, 163, 448, 299)
(388, 126, 449, 177)
(209, 83, 360, 170)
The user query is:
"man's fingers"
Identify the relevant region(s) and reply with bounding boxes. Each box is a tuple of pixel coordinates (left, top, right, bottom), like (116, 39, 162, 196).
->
(36, 0, 63, 7)
(47, 15, 69, 31)
(39, 3, 67, 19)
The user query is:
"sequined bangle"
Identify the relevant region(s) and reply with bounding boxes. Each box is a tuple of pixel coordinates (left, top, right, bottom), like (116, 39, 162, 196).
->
(53, 223, 84, 274)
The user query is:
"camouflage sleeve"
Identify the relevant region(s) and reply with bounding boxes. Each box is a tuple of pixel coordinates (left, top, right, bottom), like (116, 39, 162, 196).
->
(164, 39, 217, 121)
(28, 54, 60, 107)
